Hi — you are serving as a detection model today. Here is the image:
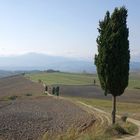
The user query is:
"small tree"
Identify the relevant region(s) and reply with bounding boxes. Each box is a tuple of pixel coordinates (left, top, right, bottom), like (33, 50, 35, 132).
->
(45, 85, 48, 92)
(56, 86, 60, 96)
(93, 79, 96, 86)
(38, 79, 42, 83)
(95, 7, 130, 124)
(52, 87, 55, 95)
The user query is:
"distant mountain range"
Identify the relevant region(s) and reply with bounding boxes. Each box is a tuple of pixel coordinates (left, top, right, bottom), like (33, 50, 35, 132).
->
(0, 53, 139, 73)
(0, 70, 19, 78)
(0, 53, 96, 73)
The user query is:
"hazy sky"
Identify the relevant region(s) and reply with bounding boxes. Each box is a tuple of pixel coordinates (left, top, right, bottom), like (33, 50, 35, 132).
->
(0, 0, 140, 61)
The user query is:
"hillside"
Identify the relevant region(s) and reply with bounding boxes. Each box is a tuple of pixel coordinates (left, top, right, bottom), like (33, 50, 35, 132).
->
(0, 70, 22, 78)
(0, 75, 44, 99)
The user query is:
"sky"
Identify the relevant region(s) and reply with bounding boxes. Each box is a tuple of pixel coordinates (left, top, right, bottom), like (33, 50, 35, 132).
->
(0, 0, 140, 61)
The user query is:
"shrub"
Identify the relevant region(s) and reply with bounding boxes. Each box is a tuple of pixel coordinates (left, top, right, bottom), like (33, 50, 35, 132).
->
(134, 87, 140, 89)
(122, 122, 138, 135)
(25, 93, 32, 96)
(56, 86, 60, 96)
(38, 79, 42, 83)
(8, 95, 18, 100)
(105, 123, 128, 136)
(52, 87, 56, 95)
(121, 114, 128, 122)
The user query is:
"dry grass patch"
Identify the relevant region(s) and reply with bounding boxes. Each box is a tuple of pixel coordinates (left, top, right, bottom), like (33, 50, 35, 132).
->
(42, 121, 138, 140)
(75, 98, 140, 121)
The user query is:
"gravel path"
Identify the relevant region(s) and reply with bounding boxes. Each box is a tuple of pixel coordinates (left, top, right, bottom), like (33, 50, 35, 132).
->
(0, 97, 95, 140)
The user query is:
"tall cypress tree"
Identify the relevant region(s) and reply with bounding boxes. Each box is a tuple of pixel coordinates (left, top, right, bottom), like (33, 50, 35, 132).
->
(95, 7, 130, 124)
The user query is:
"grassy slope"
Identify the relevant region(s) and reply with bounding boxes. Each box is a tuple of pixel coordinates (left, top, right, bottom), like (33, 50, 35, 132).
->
(26, 72, 98, 85)
(26, 72, 140, 89)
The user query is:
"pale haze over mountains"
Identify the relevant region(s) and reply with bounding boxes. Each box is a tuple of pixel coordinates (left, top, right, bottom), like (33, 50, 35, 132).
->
(0, 53, 95, 72)
(0, 53, 139, 73)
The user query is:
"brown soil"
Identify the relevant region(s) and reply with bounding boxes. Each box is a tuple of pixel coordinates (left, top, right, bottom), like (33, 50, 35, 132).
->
(0, 96, 95, 140)
(0, 76, 95, 139)
(59, 85, 140, 103)
(0, 75, 44, 99)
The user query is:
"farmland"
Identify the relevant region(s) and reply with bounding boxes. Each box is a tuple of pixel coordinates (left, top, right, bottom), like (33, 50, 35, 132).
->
(26, 72, 98, 86)
(26, 71, 140, 89)
(27, 71, 140, 121)
(0, 75, 96, 140)
(0, 72, 139, 140)
(0, 75, 44, 99)
(0, 96, 95, 140)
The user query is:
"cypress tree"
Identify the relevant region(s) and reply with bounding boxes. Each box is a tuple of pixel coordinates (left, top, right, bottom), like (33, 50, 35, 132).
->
(95, 7, 130, 124)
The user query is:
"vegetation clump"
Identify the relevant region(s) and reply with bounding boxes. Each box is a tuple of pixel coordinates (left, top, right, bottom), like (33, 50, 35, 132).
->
(105, 122, 138, 137)
(42, 121, 138, 140)
(25, 93, 32, 96)
(38, 79, 42, 83)
(51, 86, 60, 96)
(134, 87, 140, 89)
(121, 114, 128, 122)
(8, 95, 18, 100)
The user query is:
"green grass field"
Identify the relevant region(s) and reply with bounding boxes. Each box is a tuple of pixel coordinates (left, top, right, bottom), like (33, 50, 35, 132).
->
(26, 72, 98, 85)
(26, 71, 140, 89)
